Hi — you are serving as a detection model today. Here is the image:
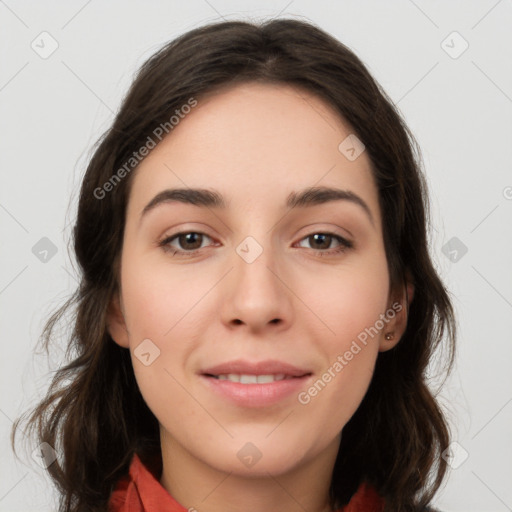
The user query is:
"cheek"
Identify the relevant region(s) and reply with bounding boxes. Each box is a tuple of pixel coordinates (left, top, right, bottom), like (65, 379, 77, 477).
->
(296, 251, 390, 347)
(120, 251, 211, 341)
(119, 254, 206, 431)
(295, 346, 376, 458)
(292, 253, 388, 427)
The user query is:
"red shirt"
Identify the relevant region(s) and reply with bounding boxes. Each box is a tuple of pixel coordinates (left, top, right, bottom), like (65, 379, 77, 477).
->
(109, 452, 385, 512)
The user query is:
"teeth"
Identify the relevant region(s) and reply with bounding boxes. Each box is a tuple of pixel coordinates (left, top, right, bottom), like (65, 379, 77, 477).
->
(255, 375, 275, 384)
(214, 373, 290, 383)
(240, 374, 257, 384)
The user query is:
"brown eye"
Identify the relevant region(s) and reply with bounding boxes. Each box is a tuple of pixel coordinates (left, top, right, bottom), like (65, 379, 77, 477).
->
(297, 233, 352, 254)
(175, 232, 204, 250)
(159, 232, 213, 255)
(306, 233, 333, 250)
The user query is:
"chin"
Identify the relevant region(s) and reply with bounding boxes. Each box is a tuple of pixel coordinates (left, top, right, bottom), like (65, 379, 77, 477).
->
(218, 454, 304, 478)
(199, 436, 312, 477)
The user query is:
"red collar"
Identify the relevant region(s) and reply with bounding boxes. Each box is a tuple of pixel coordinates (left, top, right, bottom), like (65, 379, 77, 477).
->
(109, 453, 385, 512)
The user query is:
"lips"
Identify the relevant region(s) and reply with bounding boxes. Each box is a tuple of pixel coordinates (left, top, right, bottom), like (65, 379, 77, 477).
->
(199, 360, 313, 408)
(199, 359, 313, 407)
(201, 359, 312, 379)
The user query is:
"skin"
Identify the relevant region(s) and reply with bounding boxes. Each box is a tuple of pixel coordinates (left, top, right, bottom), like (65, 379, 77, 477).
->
(108, 82, 413, 512)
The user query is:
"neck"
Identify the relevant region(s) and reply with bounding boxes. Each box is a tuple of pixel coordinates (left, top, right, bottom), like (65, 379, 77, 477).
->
(159, 430, 340, 512)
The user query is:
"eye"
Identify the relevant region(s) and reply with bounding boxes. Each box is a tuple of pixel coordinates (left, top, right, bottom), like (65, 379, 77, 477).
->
(158, 231, 215, 256)
(296, 232, 353, 256)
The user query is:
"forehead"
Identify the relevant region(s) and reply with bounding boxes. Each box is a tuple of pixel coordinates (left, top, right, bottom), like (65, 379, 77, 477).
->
(127, 82, 379, 220)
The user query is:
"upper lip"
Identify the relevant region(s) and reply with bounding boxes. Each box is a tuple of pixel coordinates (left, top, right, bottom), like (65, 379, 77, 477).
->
(201, 359, 312, 377)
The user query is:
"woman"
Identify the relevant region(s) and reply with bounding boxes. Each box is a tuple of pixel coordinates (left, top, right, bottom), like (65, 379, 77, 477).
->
(12, 18, 455, 512)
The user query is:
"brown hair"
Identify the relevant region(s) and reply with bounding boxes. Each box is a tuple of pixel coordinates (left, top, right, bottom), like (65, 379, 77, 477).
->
(11, 18, 456, 512)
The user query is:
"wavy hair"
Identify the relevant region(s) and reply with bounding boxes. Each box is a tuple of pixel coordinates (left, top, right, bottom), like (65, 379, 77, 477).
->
(11, 18, 456, 512)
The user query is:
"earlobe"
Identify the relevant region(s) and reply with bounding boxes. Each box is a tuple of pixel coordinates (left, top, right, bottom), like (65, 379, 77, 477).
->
(379, 329, 401, 352)
(106, 292, 130, 348)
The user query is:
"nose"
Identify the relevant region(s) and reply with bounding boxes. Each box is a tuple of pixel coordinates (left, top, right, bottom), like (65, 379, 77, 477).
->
(219, 237, 293, 334)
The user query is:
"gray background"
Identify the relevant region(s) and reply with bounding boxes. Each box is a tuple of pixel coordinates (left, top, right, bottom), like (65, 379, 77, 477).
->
(1, 1, 511, 511)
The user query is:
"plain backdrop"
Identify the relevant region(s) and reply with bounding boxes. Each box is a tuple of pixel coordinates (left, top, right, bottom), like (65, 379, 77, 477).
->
(1, 1, 511, 511)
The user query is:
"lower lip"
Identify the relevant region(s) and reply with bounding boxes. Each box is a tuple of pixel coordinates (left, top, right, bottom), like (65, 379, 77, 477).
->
(200, 375, 312, 407)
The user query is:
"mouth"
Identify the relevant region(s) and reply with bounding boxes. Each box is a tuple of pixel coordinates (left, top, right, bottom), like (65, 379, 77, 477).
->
(200, 359, 312, 381)
(199, 359, 313, 407)
(204, 373, 305, 383)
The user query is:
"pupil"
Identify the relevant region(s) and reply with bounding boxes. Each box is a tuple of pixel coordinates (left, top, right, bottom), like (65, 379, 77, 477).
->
(181, 233, 201, 250)
(312, 233, 330, 249)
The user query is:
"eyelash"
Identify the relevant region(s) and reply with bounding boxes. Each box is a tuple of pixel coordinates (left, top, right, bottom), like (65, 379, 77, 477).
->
(158, 231, 353, 258)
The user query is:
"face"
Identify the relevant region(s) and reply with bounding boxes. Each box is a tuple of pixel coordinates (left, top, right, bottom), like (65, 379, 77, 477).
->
(108, 82, 407, 477)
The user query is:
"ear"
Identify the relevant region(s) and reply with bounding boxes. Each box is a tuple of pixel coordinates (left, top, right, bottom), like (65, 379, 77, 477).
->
(378, 271, 415, 352)
(107, 291, 130, 348)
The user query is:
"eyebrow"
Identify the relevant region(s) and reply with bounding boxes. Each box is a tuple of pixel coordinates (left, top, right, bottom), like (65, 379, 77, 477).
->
(140, 186, 374, 225)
